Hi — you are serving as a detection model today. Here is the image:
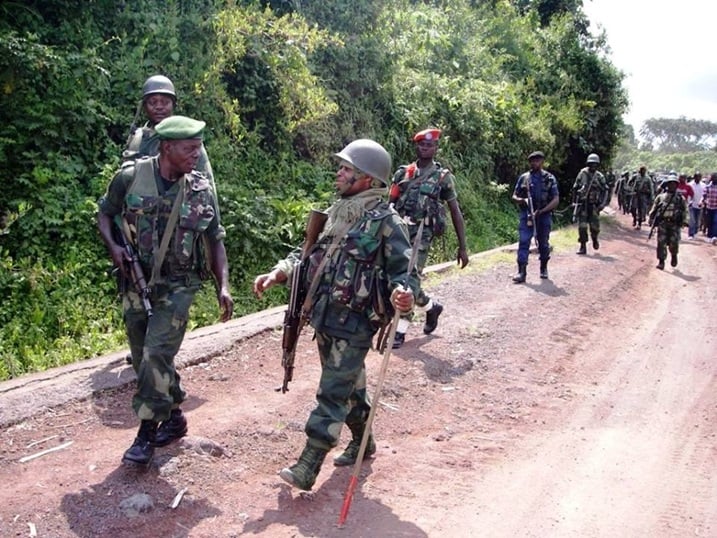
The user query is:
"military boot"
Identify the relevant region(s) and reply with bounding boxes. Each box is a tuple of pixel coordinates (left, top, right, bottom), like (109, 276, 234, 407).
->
(279, 443, 328, 491)
(333, 423, 377, 467)
(539, 259, 549, 279)
(592, 235, 600, 250)
(423, 302, 443, 335)
(670, 253, 678, 267)
(154, 408, 188, 447)
(576, 242, 587, 255)
(122, 420, 158, 466)
(656, 259, 665, 270)
(512, 263, 527, 283)
(392, 332, 405, 349)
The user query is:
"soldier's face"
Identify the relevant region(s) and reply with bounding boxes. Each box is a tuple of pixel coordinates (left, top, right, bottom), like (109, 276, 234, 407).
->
(335, 162, 367, 197)
(165, 139, 202, 174)
(415, 140, 437, 160)
(144, 94, 175, 124)
(528, 157, 543, 171)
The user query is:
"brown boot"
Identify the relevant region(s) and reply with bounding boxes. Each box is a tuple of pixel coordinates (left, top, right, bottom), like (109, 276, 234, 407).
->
(279, 443, 328, 491)
(333, 423, 377, 467)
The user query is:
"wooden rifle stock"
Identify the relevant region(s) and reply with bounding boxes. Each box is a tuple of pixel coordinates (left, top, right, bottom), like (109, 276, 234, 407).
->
(280, 209, 328, 393)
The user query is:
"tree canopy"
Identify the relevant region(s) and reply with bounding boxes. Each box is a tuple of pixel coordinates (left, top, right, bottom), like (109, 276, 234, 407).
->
(0, 0, 629, 379)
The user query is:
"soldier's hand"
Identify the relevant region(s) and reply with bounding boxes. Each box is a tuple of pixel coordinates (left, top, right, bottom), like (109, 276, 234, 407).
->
(253, 269, 286, 299)
(390, 285, 414, 313)
(457, 247, 469, 269)
(218, 289, 234, 322)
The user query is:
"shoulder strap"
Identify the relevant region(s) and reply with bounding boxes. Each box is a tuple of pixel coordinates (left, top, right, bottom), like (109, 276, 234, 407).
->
(148, 175, 186, 286)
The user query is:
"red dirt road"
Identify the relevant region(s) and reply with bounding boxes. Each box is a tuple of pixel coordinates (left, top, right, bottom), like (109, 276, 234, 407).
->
(1, 208, 716, 537)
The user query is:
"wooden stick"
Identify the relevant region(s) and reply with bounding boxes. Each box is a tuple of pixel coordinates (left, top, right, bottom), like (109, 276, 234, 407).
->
(19, 440, 73, 463)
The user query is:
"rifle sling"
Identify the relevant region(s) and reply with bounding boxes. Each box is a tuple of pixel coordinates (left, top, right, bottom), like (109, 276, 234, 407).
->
(149, 175, 186, 286)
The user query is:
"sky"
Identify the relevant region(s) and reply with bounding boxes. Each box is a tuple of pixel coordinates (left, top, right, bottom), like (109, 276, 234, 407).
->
(582, 0, 717, 133)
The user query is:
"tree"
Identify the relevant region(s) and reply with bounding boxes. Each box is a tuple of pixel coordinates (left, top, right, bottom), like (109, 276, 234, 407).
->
(640, 117, 717, 153)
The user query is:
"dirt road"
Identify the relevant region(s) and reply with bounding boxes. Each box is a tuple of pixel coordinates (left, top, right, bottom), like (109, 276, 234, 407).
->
(1, 209, 715, 538)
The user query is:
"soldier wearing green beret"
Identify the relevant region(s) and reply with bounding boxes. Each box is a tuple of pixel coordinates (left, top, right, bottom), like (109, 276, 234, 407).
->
(97, 115, 234, 467)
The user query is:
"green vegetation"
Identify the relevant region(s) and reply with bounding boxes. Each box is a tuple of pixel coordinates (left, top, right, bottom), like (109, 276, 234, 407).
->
(0, 0, 629, 380)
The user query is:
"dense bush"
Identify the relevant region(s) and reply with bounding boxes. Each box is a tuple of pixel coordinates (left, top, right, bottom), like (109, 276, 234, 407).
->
(0, 0, 627, 379)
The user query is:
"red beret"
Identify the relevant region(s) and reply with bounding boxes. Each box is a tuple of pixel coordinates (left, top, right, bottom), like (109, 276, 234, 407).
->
(413, 128, 442, 143)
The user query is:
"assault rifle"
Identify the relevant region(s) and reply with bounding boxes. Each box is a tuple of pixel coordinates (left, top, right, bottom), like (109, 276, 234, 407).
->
(113, 219, 153, 317)
(279, 209, 328, 393)
(525, 179, 538, 246)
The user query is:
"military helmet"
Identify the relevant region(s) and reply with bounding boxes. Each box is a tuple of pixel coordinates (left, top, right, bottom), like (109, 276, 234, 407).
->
(586, 153, 600, 164)
(142, 75, 176, 101)
(335, 139, 392, 185)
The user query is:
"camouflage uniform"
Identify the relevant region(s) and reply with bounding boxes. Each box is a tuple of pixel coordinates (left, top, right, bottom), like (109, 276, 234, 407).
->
(389, 161, 455, 306)
(98, 155, 224, 422)
(648, 189, 687, 268)
(632, 171, 654, 228)
(572, 166, 609, 250)
(123, 124, 219, 218)
(273, 190, 420, 452)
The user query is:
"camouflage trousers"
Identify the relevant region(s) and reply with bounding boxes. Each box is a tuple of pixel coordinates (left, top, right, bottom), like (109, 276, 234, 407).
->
(655, 223, 681, 260)
(304, 331, 372, 451)
(123, 280, 200, 422)
(576, 204, 600, 242)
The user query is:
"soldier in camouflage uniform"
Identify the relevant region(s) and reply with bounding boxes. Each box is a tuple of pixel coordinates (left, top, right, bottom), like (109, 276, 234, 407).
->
(631, 165, 654, 229)
(648, 176, 688, 269)
(97, 116, 233, 466)
(388, 128, 469, 348)
(253, 139, 419, 491)
(572, 153, 609, 255)
(120, 75, 221, 367)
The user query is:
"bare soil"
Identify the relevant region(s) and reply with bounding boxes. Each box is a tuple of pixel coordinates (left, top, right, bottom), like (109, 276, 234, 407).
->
(1, 207, 716, 538)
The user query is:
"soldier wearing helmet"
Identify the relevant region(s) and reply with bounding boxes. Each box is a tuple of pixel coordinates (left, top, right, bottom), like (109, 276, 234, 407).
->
(253, 139, 420, 492)
(572, 153, 609, 254)
(647, 175, 687, 269)
(387, 127, 469, 348)
(122, 75, 216, 207)
(630, 164, 654, 229)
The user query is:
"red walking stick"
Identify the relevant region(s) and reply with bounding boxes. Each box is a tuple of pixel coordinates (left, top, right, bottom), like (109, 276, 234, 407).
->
(337, 220, 424, 527)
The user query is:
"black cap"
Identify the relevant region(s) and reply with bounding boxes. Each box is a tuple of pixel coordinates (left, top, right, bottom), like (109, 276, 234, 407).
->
(528, 151, 544, 160)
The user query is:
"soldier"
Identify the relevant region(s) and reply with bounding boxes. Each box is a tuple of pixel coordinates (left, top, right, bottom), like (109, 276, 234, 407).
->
(648, 176, 687, 269)
(621, 170, 636, 217)
(388, 128, 469, 348)
(253, 139, 419, 491)
(121, 74, 220, 366)
(572, 153, 609, 255)
(97, 116, 234, 466)
(511, 151, 559, 282)
(631, 165, 654, 230)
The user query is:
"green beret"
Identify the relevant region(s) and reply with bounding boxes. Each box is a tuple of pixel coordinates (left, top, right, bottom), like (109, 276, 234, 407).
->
(155, 115, 205, 140)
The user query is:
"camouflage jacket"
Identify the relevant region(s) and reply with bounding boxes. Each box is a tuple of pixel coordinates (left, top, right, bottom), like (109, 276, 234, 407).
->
(648, 191, 687, 226)
(98, 156, 224, 282)
(389, 161, 457, 238)
(573, 168, 609, 206)
(276, 196, 420, 346)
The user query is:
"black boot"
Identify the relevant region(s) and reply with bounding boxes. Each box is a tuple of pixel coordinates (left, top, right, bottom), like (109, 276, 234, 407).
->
(539, 259, 549, 279)
(392, 332, 405, 349)
(279, 442, 328, 491)
(122, 420, 158, 466)
(333, 423, 377, 467)
(656, 259, 665, 270)
(423, 302, 443, 335)
(577, 242, 587, 255)
(592, 235, 600, 250)
(154, 408, 188, 447)
(512, 263, 527, 283)
(670, 253, 678, 267)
